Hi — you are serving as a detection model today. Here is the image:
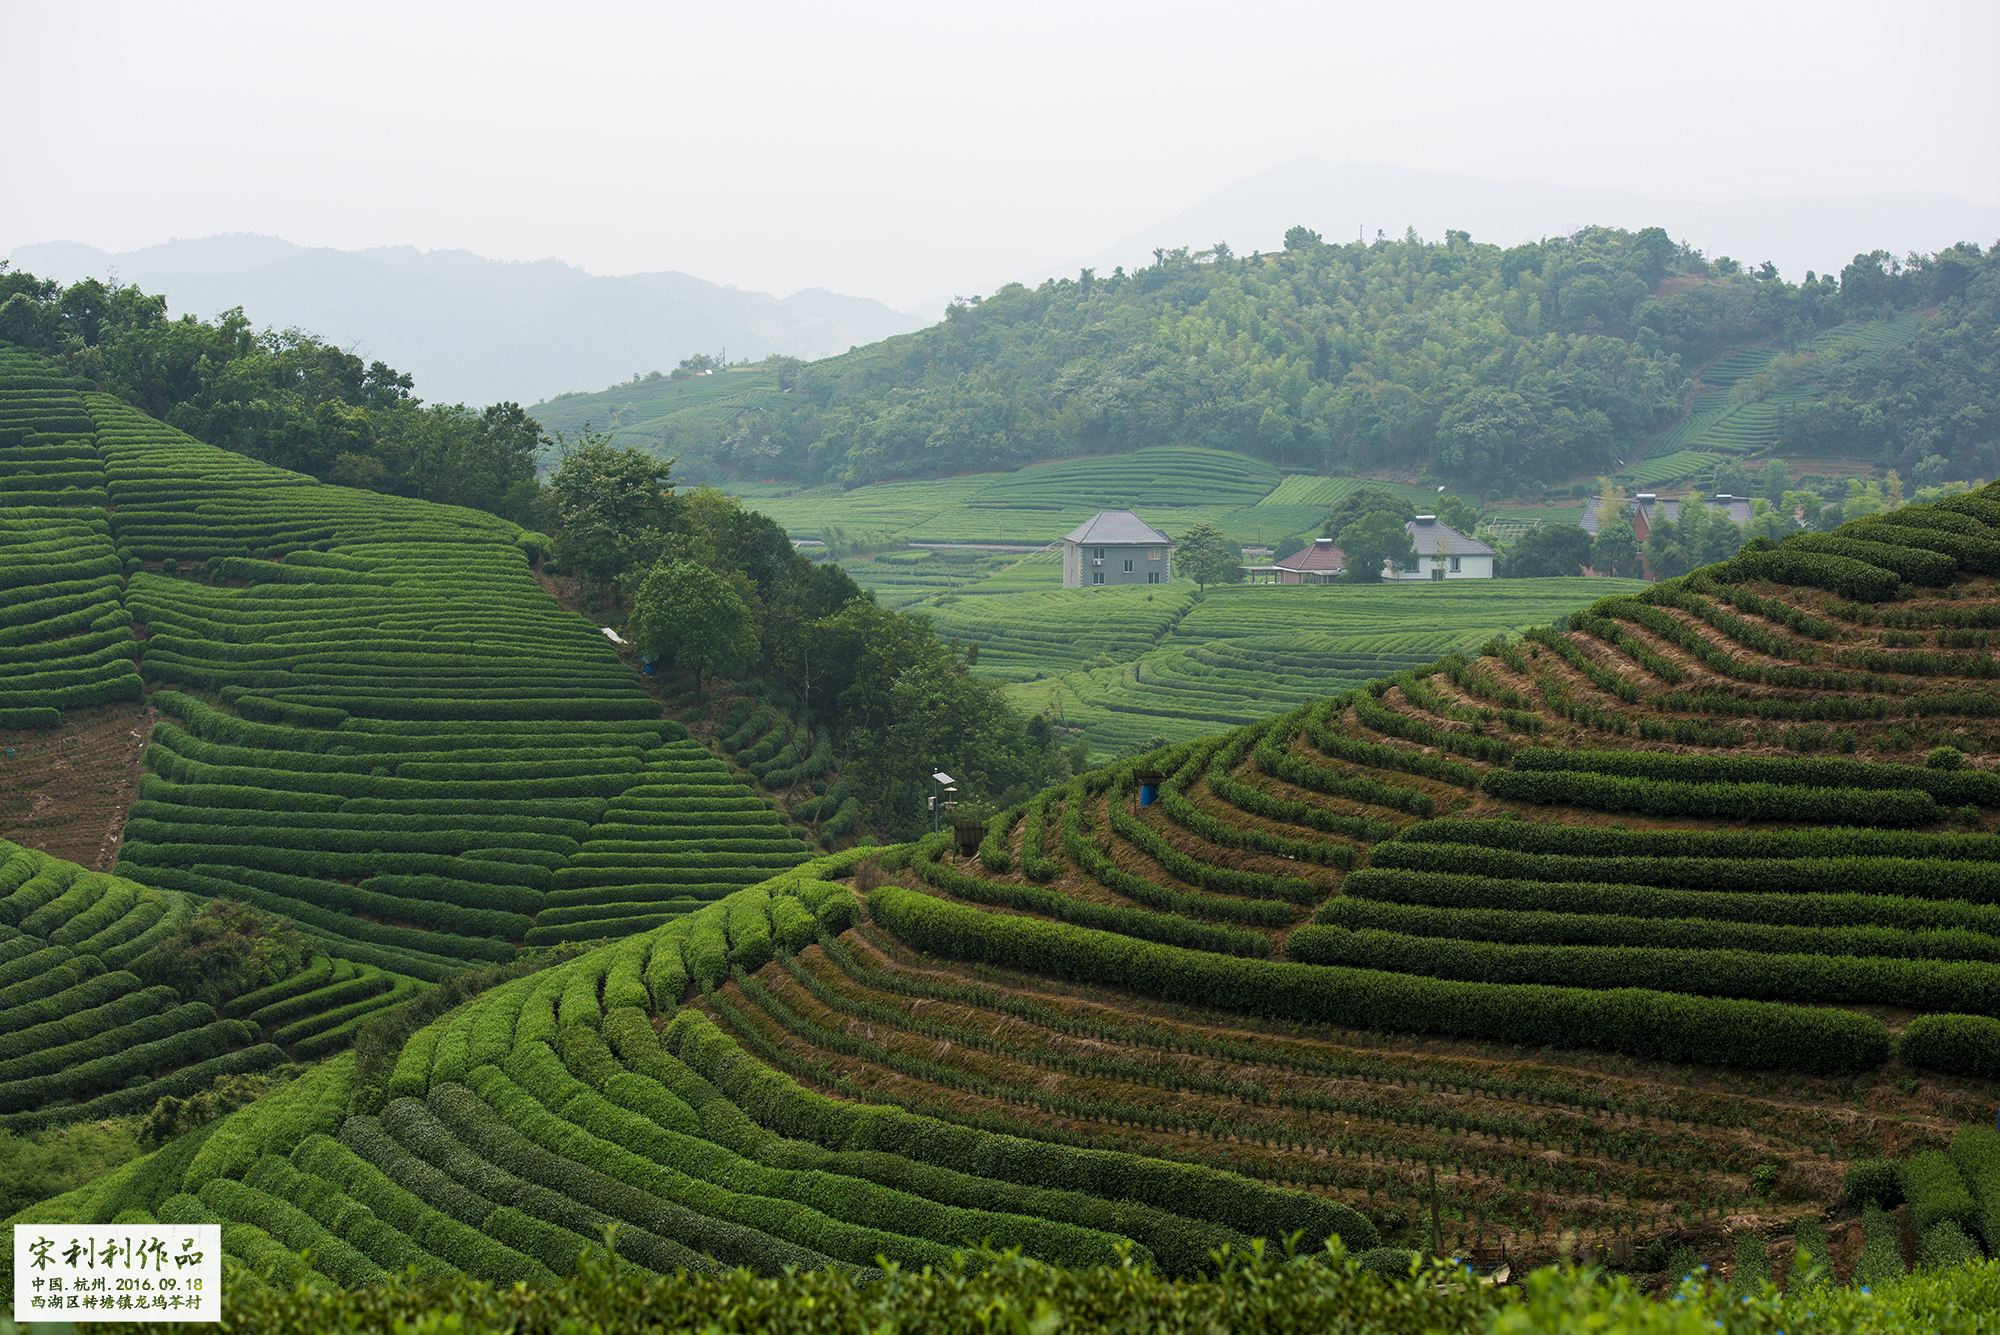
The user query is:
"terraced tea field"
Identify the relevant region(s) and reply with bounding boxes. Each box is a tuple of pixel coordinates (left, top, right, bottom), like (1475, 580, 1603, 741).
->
(734, 449, 1447, 550)
(17, 329, 2000, 1295)
(54, 476, 2000, 1284)
(0, 345, 827, 1114)
(977, 579, 1645, 756)
(1631, 316, 1929, 469)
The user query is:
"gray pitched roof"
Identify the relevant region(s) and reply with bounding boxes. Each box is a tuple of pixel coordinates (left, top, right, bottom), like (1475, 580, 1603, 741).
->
(1061, 510, 1175, 546)
(1406, 515, 1495, 557)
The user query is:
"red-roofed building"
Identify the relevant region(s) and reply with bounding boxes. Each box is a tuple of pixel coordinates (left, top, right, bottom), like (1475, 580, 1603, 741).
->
(1244, 537, 1346, 584)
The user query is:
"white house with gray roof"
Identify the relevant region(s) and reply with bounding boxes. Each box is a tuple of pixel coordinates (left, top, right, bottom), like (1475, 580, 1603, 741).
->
(1383, 515, 1496, 580)
(1061, 511, 1176, 588)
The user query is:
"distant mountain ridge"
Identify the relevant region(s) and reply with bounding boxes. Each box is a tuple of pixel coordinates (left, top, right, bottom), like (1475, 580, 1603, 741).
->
(6, 235, 921, 408)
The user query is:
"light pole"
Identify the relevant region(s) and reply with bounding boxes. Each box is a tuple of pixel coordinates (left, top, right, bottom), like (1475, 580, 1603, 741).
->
(929, 770, 958, 833)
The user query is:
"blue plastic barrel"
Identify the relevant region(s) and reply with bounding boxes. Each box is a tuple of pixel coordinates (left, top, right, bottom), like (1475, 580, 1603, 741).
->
(1139, 783, 1158, 806)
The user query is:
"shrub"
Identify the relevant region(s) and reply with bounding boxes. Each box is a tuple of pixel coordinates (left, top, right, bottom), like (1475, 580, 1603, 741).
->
(1900, 1013, 2000, 1079)
(1903, 1151, 1978, 1236)
(1845, 1159, 1904, 1210)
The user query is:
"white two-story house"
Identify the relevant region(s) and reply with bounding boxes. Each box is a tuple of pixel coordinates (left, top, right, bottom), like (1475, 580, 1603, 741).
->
(1383, 515, 1495, 580)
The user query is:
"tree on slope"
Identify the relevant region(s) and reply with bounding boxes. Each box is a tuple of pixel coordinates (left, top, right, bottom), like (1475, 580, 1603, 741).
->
(630, 560, 758, 703)
(1175, 522, 1237, 592)
(549, 434, 677, 603)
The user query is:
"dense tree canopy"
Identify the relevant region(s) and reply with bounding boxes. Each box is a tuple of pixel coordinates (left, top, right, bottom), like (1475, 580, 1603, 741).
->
(1334, 512, 1413, 584)
(1499, 523, 1594, 578)
(0, 264, 550, 525)
(1773, 243, 2000, 478)
(644, 229, 1986, 495)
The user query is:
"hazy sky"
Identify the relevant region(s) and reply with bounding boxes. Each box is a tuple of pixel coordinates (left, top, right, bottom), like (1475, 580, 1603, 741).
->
(7, 0, 1997, 309)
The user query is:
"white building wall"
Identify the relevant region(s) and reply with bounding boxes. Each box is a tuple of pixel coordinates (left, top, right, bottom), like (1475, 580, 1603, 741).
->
(1381, 552, 1495, 580)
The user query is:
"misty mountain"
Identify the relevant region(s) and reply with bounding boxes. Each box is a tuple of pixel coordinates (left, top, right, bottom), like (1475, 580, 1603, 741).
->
(901, 160, 2000, 322)
(5, 235, 921, 408)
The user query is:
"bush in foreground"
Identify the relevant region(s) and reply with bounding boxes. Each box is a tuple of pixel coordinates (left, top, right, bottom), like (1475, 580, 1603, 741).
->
(72, 1241, 2000, 1334)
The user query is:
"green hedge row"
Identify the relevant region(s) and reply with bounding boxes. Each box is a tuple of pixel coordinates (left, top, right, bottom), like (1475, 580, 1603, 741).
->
(413, 1085, 712, 1277)
(1055, 787, 1294, 930)
(1517, 625, 1643, 704)
(1596, 596, 1865, 692)
(1020, 792, 1060, 881)
(1317, 888, 2000, 964)
(119, 837, 547, 891)
(242, 1152, 445, 1278)
(1718, 547, 1902, 602)
(1900, 1150, 1979, 1236)
(1107, 772, 1317, 903)
(650, 1007, 1369, 1268)
(1343, 863, 2000, 938)
(198, 1176, 388, 1290)
(224, 955, 337, 1018)
(1206, 733, 1395, 844)
(1377, 835, 2000, 905)
(0, 1016, 255, 1114)
(1254, 718, 1436, 817)
(1307, 708, 1479, 788)
(294, 1132, 559, 1288)
(540, 1027, 1140, 1272)
(1480, 767, 1942, 827)
(1287, 922, 2000, 1016)
(1899, 1013, 2000, 1080)
(245, 967, 392, 1029)
(120, 818, 575, 867)
(475, 1056, 912, 1275)
(869, 884, 1891, 1074)
(128, 863, 516, 963)
(0, 983, 175, 1064)
(1785, 531, 1957, 586)
(1509, 745, 2000, 807)
(0, 1043, 285, 1134)
(1158, 738, 1353, 868)
(1398, 815, 2000, 862)
(0, 968, 144, 1037)
(1353, 688, 1514, 765)
(912, 837, 1274, 955)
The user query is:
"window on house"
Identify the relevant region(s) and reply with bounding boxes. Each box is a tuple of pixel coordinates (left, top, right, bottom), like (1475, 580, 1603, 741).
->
(1123, 559, 1133, 572)
(1147, 572, 1159, 584)
(1092, 572, 1103, 585)
(1148, 547, 1161, 561)
(1399, 554, 1420, 572)
(1093, 547, 1105, 559)
(1450, 556, 1462, 572)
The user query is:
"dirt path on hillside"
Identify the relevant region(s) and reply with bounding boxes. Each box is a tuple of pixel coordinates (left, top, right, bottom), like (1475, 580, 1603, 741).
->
(0, 700, 154, 871)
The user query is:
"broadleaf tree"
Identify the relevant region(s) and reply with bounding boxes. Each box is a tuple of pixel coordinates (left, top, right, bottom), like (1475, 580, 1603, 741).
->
(1174, 522, 1238, 592)
(1335, 512, 1414, 583)
(629, 559, 759, 703)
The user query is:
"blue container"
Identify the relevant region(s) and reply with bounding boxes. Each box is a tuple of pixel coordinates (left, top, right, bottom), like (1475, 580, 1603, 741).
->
(1139, 783, 1158, 806)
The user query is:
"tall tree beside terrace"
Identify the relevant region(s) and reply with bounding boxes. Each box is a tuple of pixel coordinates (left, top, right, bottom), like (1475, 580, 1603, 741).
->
(629, 560, 758, 703)
(1174, 522, 1237, 592)
(1336, 511, 1414, 583)
(404, 401, 546, 516)
(549, 434, 677, 601)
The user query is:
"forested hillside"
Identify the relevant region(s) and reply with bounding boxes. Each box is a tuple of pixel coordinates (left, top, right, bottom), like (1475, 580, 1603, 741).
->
(649, 230, 1997, 495)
